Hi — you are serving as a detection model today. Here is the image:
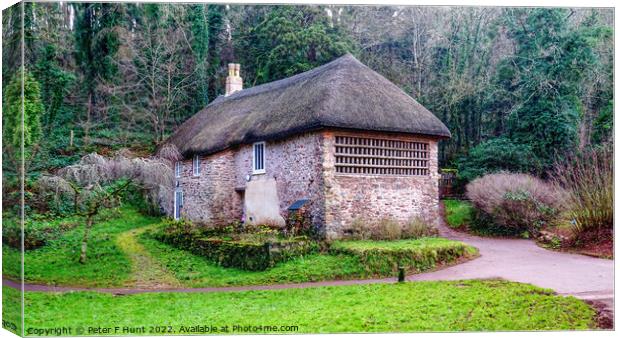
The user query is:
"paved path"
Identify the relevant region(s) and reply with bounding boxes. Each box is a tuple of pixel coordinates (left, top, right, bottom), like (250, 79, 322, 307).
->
(410, 216, 614, 298)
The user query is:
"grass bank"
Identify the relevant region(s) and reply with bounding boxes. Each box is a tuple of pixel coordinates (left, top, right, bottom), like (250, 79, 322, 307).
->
(2, 207, 161, 287)
(139, 233, 477, 287)
(7, 280, 595, 334)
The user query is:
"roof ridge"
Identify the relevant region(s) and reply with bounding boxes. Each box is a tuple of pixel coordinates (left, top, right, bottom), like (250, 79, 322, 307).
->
(221, 53, 355, 104)
(314, 56, 351, 123)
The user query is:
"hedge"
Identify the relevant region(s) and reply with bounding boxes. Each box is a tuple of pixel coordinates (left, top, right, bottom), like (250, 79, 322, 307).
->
(329, 238, 476, 275)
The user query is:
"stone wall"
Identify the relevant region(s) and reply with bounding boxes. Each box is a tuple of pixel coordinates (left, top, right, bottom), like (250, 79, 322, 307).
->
(321, 130, 441, 239)
(176, 132, 325, 229)
(234, 132, 325, 228)
(176, 149, 242, 226)
(176, 129, 441, 238)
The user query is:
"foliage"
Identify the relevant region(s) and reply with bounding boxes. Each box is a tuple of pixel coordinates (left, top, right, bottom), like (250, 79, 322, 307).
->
(592, 100, 613, 143)
(549, 144, 613, 237)
(466, 173, 566, 237)
(12, 280, 596, 331)
(2, 71, 44, 171)
(2, 4, 613, 181)
(2, 214, 80, 250)
(330, 238, 476, 275)
(345, 217, 437, 240)
(285, 205, 319, 238)
(38, 152, 174, 216)
(443, 200, 474, 229)
(456, 137, 539, 183)
(235, 5, 354, 85)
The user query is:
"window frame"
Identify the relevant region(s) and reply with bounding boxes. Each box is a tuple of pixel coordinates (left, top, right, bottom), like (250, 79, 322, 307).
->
(174, 189, 183, 220)
(252, 141, 266, 175)
(175, 161, 181, 178)
(192, 154, 201, 176)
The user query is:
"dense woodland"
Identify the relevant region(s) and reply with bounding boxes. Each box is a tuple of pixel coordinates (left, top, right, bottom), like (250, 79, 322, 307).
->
(2, 3, 614, 196)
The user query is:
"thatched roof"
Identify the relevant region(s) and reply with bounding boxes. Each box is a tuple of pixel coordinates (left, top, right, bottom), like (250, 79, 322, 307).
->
(165, 53, 451, 157)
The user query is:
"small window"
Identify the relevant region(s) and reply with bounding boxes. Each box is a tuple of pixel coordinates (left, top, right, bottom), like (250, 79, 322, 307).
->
(174, 189, 183, 220)
(193, 155, 201, 176)
(175, 161, 181, 178)
(253, 142, 266, 174)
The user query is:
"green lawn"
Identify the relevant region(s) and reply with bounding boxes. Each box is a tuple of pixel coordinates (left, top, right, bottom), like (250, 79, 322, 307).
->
(444, 199, 474, 229)
(4, 206, 477, 289)
(139, 233, 477, 287)
(7, 280, 595, 334)
(2, 207, 161, 287)
(139, 234, 380, 287)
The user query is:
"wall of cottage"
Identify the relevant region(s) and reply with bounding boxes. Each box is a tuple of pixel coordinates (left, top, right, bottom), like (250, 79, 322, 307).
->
(234, 132, 325, 229)
(176, 132, 325, 229)
(321, 130, 441, 239)
(176, 129, 441, 238)
(176, 149, 242, 226)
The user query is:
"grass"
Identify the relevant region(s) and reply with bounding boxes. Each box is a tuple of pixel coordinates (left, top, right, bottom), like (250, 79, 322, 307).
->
(443, 199, 474, 229)
(3, 206, 476, 289)
(139, 233, 368, 287)
(115, 226, 182, 288)
(330, 238, 478, 275)
(7, 280, 595, 333)
(140, 233, 477, 287)
(2, 206, 161, 287)
(330, 237, 471, 251)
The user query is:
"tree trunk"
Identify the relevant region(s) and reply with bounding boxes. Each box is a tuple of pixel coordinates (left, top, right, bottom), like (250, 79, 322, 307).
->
(79, 216, 94, 264)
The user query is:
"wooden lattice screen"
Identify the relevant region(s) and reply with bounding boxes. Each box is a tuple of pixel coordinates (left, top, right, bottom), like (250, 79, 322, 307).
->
(334, 136, 430, 176)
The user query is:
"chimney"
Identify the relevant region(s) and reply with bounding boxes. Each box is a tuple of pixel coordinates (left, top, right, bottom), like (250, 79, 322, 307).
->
(225, 63, 242, 96)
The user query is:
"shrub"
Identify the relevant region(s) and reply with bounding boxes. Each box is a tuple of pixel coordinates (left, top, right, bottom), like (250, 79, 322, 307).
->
(466, 172, 566, 236)
(402, 217, 438, 238)
(285, 204, 319, 238)
(550, 144, 613, 237)
(443, 200, 473, 229)
(2, 216, 79, 250)
(345, 217, 437, 240)
(456, 137, 540, 183)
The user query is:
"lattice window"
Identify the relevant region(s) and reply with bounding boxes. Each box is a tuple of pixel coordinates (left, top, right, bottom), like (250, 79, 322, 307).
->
(334, 136, 429, 176)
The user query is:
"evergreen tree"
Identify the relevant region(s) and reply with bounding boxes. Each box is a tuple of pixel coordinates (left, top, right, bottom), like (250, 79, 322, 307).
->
(2, 71, 45, 171)
(236, 5, 353, 85)
(501, 8, 604, 169)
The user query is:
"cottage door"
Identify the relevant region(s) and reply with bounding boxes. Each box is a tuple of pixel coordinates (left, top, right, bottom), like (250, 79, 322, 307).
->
(174, 190, 183, 219)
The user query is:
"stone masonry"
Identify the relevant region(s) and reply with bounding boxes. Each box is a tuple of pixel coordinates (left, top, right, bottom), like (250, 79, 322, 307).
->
(321, 130, 440, 239)
(175, 129, 440, 238)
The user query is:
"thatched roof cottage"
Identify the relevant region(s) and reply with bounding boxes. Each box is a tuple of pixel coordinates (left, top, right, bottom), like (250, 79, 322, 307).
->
(164, 54, 450, 238)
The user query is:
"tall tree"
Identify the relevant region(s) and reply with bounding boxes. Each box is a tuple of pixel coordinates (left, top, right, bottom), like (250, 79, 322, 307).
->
(235, 5, 354, 85)
(502, 8, 605, 169)
(2, 72, 45, 172)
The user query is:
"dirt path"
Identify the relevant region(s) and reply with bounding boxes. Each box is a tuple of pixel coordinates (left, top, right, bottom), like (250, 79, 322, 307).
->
(114, 227, 182, 289)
